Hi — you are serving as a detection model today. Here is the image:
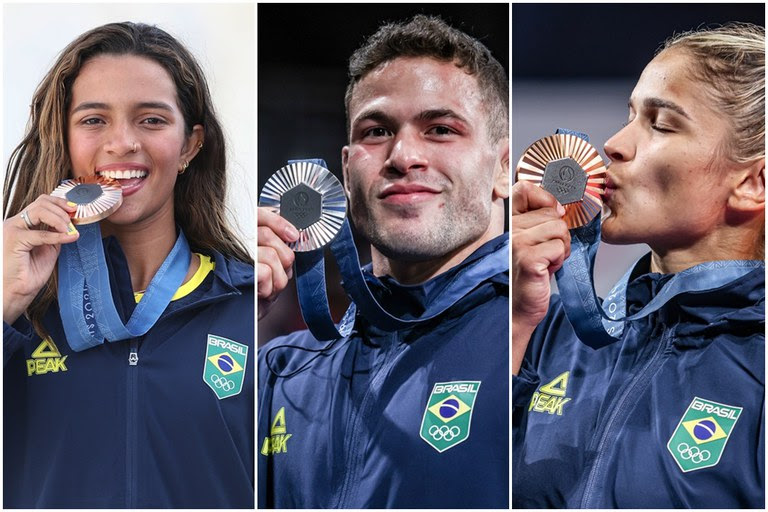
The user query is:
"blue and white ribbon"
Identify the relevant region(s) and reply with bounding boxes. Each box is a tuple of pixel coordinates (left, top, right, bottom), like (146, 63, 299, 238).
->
(58, 223, 191, 352)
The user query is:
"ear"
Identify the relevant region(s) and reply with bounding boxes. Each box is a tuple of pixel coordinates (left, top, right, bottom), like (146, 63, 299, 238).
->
(492, 138, 510, 200)
(728, 156, 765, 213)
(342, 145, 352, 197)
(180, 124, 205, 164)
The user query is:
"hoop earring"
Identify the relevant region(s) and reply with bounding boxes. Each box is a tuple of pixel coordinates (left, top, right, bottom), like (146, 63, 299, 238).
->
(178, 161, 189, 175)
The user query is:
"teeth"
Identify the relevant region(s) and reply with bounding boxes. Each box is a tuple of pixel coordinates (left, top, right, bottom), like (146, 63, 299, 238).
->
(98, 169, 148, 179)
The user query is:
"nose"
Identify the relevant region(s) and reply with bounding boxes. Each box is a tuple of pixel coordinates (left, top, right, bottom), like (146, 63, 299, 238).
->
(603, 124, 635, 163)
(103, 120, 138, 156)
(384, 129, 428, 175)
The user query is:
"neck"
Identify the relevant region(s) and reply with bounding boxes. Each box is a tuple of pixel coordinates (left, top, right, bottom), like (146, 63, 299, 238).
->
(371, 224, 502, 285)
(101, 216, 189, 292)
(649, 224, 761, 274)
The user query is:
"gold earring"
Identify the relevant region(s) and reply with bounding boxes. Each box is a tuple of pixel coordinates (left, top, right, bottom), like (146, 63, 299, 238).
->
(178, 160, 189, 175)
(198, 142, 203, 149)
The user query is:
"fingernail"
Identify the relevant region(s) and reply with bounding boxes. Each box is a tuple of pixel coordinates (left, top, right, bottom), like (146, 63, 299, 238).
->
(67, 222, 78, 235)
(284, 225, 299, 241)
(66, 201, 77, 207)
(556, 203, 566, 216)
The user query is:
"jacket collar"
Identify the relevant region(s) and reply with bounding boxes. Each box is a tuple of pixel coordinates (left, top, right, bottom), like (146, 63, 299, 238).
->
(624, 254, 764, 340)
(357, 232, 508, 321)
(101, 234, 253, 318)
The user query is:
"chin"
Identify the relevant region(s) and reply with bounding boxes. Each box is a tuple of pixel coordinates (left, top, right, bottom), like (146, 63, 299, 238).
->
(600, 218, 638, 245)
(364, 227, 450, 261)
(102, 209, 141, 226)
(374, 242, 446, 262)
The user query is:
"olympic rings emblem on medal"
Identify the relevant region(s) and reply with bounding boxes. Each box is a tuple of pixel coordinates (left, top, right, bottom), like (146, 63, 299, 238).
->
(677, 442, 711, 464)
(210, 374, 235, 391)
(428, 425, 461, 441)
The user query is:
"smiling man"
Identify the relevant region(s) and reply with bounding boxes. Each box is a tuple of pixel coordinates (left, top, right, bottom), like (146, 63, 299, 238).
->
(257, 15, 509, 508)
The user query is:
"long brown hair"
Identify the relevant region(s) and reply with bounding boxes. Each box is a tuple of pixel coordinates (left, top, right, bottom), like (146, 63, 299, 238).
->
(4, 22, 252, 337)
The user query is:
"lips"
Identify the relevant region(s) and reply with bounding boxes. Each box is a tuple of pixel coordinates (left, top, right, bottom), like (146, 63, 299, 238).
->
(95, 163, 150, 197)
(603, 174, 619, 202)
(378, 184, 442, 205)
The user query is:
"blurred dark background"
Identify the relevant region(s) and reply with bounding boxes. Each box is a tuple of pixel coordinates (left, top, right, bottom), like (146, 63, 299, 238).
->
(513, 3, 764, 79)
(512, 3, 764, 298)
(258, 4, 509, 345)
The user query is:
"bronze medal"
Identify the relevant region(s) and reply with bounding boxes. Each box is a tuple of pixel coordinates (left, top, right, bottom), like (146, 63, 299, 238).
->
(51, 176, 123, 224)
(516, 133, 607, 229)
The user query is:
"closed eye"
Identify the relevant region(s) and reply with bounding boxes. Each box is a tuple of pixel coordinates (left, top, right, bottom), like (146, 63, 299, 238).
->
(651, 124, 674, 133)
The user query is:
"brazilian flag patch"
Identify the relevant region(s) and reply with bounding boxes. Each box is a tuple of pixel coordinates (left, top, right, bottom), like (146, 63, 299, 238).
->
(203, 334, 248, 399)
(420, 381, 480, 452)
(667, 397, 742, 472)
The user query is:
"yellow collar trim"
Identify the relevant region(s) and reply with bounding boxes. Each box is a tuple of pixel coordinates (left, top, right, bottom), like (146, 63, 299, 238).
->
(134, 253, 215, 303)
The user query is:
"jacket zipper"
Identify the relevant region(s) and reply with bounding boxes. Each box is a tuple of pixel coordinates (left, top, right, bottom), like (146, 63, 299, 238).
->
(126, 339, 139, 508)
(123, 285, 231, 504)
(335, 335, 401, 507)
(579, 328, 671, 508)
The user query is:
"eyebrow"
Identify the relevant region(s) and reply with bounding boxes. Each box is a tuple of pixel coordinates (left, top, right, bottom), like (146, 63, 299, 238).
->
(352, 108, 469, 127)
(631, 97, 691, 120)
(416, 108, 469, 124)
(70, 101, 175, 114)
(352, 109, 394, 127)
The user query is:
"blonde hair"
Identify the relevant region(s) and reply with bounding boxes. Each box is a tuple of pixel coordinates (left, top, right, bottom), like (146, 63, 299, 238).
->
(661, 23, 765, 164)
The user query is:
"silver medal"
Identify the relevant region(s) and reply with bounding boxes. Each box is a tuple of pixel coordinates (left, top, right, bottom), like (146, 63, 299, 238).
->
(259, 161, 347, 252)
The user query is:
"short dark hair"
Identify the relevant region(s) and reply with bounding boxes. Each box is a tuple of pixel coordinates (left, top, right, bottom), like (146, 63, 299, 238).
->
(345, 14, 508, 142)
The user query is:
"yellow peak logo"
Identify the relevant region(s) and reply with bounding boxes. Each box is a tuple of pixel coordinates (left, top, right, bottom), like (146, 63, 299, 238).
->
(27, 338, 68, 377)
(529, 371, 571, 416)
(261, 407, 292, 456)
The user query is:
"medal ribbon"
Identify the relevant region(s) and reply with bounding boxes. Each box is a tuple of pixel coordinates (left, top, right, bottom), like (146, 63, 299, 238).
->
(292, 158, 509, 341)
(58, 223, 191, 352)
(553, 130, 764, 348)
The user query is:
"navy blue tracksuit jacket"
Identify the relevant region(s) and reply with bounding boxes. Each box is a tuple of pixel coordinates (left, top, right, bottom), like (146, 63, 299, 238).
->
(259, 234, 509, 508)
(513, 255, 764, 508)
(4, 238, 254, 508)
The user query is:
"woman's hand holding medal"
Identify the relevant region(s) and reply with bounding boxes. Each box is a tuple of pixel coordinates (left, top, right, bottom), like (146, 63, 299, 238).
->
(3, 195, 78, 324)
(511, 181, 571, 374)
